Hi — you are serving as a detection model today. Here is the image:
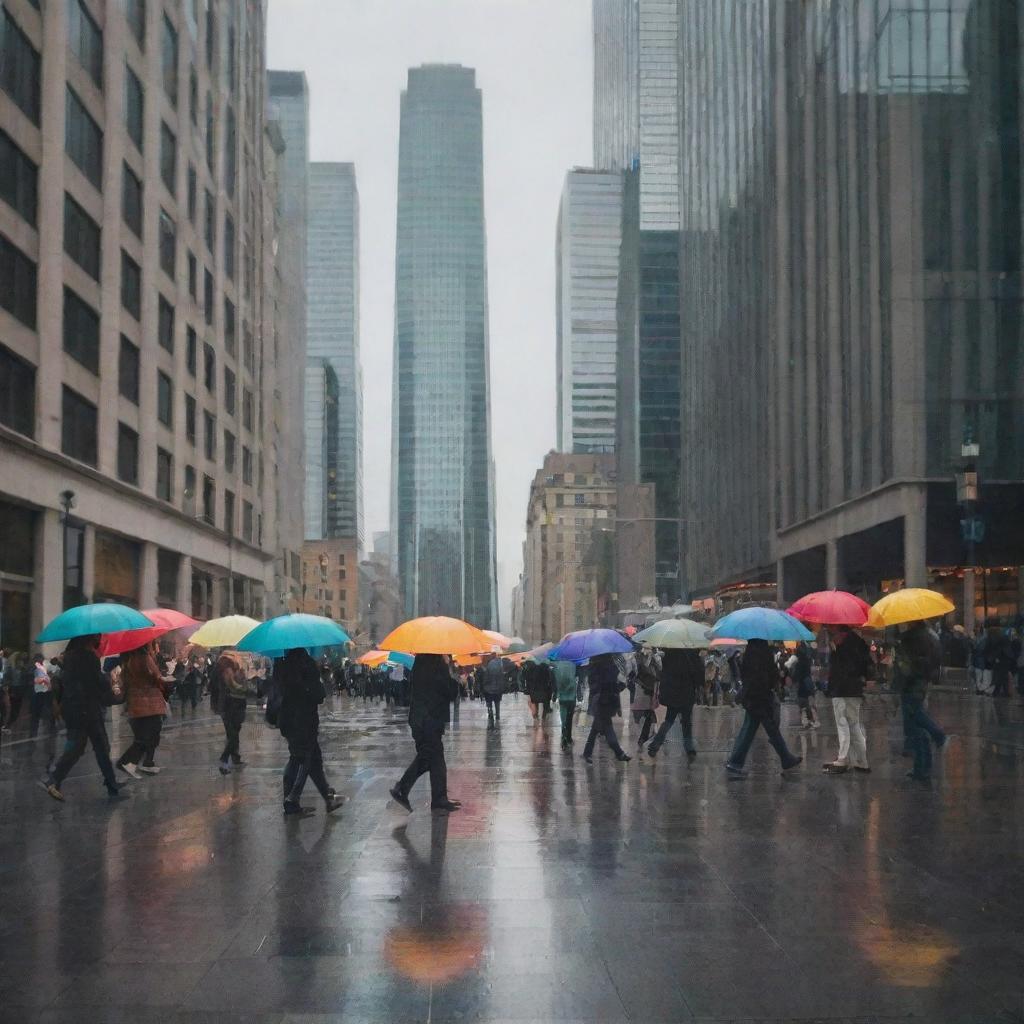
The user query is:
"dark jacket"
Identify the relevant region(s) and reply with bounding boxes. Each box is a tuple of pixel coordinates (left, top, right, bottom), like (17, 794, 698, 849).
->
(894, 623, 942, 698)
(739, 640, 780, 718)
(659, 649, 702, 708)
(408, 655, 455, 731)
(828, 631, 872, 698)
(526, 661, 553, 703)
(277, 650, 325, 743)
(58, 639, 109, 727)
(588, 654, 622, 720)
(482, 658, 506, 697)
(982, 628, 1014, 671)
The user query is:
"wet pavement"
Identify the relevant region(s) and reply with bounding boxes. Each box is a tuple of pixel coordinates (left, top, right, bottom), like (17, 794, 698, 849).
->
(1, 690, 1023, 1023)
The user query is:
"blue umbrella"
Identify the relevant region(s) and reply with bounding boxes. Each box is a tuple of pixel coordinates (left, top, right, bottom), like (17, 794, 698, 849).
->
(386, 652, 415, 669)
(551, 628, 633, 663)
(36, 603, 153, 644)
(236, 614, 351, 658)
(708, 607, 813, 643)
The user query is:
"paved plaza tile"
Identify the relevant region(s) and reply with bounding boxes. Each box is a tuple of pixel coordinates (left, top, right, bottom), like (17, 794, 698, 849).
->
(1, 693, 1023, 1023)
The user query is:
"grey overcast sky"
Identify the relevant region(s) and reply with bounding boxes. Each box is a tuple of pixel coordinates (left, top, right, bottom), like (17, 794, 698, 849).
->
(267, 0, 593, 630)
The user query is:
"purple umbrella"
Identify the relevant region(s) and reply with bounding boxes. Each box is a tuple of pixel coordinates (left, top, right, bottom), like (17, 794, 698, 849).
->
(551, 628, 633, 663)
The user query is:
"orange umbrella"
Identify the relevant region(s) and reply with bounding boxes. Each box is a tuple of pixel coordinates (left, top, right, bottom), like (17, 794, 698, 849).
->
(480, 629, 511, 650)
(357, 650, 390, 667)
(454, 653, 483, 667)
(379, 616, 492, 656)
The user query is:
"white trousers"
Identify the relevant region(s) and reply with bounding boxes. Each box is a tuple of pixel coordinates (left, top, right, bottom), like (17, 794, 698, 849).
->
(832, 696, 868, 768)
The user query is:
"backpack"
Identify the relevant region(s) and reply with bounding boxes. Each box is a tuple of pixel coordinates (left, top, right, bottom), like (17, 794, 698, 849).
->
(264, 674, 283, 728)
(208, 662, 224, 713)
(636, 649, 659, 694)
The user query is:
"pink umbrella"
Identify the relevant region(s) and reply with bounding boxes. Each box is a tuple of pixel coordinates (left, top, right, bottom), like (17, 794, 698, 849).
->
(98, 608, 201, 657)
(787, 590, 871, 627)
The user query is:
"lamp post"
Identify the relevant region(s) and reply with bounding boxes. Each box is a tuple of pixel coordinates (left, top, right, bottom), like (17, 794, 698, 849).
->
(59, 489, 76, 610)
(956, 431, 982, 632)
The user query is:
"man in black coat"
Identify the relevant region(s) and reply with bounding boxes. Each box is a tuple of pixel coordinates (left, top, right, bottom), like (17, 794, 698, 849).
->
(277, 648, 344, 816)
(390, 654, 461, 814)
(823, 626, 873, 774)
(42, 635, 123, 801)
(582, 653, 631, 764)
(647, 647, 701, 761)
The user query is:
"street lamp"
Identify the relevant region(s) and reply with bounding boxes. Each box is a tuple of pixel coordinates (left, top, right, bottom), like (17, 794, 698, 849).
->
(956, 431, 984, 631)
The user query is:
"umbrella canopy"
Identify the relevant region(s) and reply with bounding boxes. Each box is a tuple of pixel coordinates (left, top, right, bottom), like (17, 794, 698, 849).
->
(98, 608, 201, 657)
(634, 618, 711, 650)
(236, 613, 351, 658)
(454, 653, 483, 667)
(387, 652, 415, 669)
(868, 588, 955, 628)
(37, 603, 153, 644)
(379, 616, 491, 656)
(708, 607, 814, 643)
(523, 642, 555, 662)
(507, 641, 529, 654)
(709, 637, 747, 649)
(551, 628, 634, 663)
(188, 614, 262, 649)
(357, 650, 389, 667)
(787, 590, 871, 627)
(480, 629, 511, 650)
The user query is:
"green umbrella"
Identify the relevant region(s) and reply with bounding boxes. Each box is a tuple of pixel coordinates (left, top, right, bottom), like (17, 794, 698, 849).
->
(633, 618, 710, 650)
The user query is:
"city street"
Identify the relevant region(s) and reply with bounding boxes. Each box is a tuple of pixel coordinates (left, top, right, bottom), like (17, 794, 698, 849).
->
(1, 692, 1023, 1023)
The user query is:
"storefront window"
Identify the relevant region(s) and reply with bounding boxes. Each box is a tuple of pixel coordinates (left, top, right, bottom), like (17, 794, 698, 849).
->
(93, 531, 140, 605)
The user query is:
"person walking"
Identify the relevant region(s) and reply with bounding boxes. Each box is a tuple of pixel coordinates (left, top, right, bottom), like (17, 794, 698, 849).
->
(724, 639, 802, 779)
(390, 654, 460, 814)
(178, 655, 201, 712)
(42, 635, 124, 801)
(647, 647, 701, 761)
(481, 655, 505, 728)
(786, 643, 819, 729)
(822, 626, 873, 775)
(527, 659, 553, 721)
(214, 652, 248, 775)
(29, 654, 55, 738)
(116, 643, 171, 778)
(277, 648, 344, 816)
(631, 645, 661, 751)
(894, 620, 946, 782)
(552, 658, 578, 749)
(582, 652, 631, 764)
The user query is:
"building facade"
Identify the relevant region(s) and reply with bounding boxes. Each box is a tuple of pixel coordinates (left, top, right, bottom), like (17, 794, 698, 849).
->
(390, 64, 497, 627)
(0, 0, 286, 651)
(556, 169, 622, 455)
(306, 162, 362, 548)
(521, 452, 616, 645)
(299, 537, 358, 635)
(679, 0, 1024, 626)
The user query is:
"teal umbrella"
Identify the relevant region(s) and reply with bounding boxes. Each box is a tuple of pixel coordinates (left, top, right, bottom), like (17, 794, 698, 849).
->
(634, 618, 710, 650)
(386, 652, 415, 669)
(236, 613, 351, 658)
(708, 607, 813, 643)
(36, 603, 154, 644)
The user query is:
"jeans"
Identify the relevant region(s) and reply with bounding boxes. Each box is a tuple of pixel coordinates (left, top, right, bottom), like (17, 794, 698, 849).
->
(831, 697, 868, 768)
(583, 715, 625, 758)
(220, 704, 246, 764)
(51, 717, 118, 791)
(29, 691, 55, 738)
(284, 737, 331, 805)
(485, 694, 501, 722)
(632, 709, 656, 746)
(648, 703, 696, 755)
(901, 694, 945, 779)
(559, 700, 575, 744)
(396, 721, 448, 805)
(727, 709, 797, 769)
(118, 715, 163, 767)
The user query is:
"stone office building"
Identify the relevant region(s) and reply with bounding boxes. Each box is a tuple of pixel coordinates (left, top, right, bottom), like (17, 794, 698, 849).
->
(0, 0, 291, 651)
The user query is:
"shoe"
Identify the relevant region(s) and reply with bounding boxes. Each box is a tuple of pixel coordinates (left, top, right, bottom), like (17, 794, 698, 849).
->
(118, 762, 141, 779)
(389, 786, 412, 813)
(811, 721, 821, 728)
(431, 800, 462, 814)
(283, 802, 314, 817)
(686, 750, 697, 763)
(325, 796, 345, 814)
(582, 753, 593, 764)
(616, 752, 632, 763)
(218, 762, 232, 775)
(137, 765, 161, 775)
(107, 785, 129, 799)
(781, 756, 803, 771)
(822, 762, 847, 774)
(232, 759, 246, 768)
(853, 766, 871, 774)
(725, 764, 748, 779)
(40, 779, 64, 802)
(646, 745, 658, 758)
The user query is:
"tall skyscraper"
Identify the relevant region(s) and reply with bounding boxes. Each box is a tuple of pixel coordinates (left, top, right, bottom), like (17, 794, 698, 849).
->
(556, 170, 622, 454)
(390, 65, 497, 626)
(306, 163, 362, 549)
(592, 0, 682, 605)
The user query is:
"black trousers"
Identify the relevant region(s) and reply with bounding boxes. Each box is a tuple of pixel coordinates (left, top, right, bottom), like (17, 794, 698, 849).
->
(283, 736, 331, 804)
(118, 714, 163, 767)
(648, 703, 696, 755)
(396, 721, 448, 805)
(51, 717, 118, 791)
(220, 703, 245, 763)
(632, 709, 656, 746)
(29, 691, 55, 737)
(485, 694, 501, 721)
(583, 714, 625, 758)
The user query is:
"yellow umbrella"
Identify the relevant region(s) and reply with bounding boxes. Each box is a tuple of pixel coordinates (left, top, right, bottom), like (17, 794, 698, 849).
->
(380, 616, 491, 656)
(868, 589, 955, 628)
(188, 614, 261, 648)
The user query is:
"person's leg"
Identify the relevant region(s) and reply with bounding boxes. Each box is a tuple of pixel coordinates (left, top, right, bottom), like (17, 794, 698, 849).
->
(305, 741, 332, 800)
(847, 697, 868, 768)
(50, 729, 88, 786)
(680, 701, 697, 755)
(494, 695, 501, 722)
(144, 717, 163, 767)
(647, 706, 677, 754)
(29, 692, 43, 737)
(560, 700, 575, 744)
(396, 729, 430, 797)
(831, 697, 850, 766)
(637, 710, 655, 747)
(87, 719, 119, 791)
(426, 728, 449, 806)
(762, 713, 800, 767)
(283, 754, 303, 803)
(583, 720, 601, 758)
(726, 711, 759, 769)
(918, 701, 946, 746)
(602, 718, 626, 757)
(903, 696, 931, 778)
(485, 695, 495, 725)
(118, 717, 146, 767)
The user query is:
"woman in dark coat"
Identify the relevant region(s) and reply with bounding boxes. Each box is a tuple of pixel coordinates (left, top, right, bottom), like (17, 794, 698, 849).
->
(646, 647, 702, 760)
(390, 654, 460, 814)
(724, 639, 802, 778)
(582, 653, 631, 764)
(278, 648, 343, 816)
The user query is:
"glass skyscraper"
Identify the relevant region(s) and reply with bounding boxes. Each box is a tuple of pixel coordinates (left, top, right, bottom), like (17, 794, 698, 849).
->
(390, 65, 498, 626)
(306, 163, 363, 548)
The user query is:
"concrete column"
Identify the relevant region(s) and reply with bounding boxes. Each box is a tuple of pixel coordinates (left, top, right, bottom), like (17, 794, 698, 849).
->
(177, 554, 193, 615)
(903, 492, 928, 588)
(139, 543, 158, 608)
(825, 540, 840, 590)
(82, 525, 96, 603)
(775, 558, 787, 606)
(35, 510, 64, 656)
(963, 569, 976, 633)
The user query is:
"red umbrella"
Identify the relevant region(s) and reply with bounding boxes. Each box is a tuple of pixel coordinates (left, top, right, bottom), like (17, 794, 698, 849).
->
(98, 608, 201, 657)
(787, 590, 871, 627)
